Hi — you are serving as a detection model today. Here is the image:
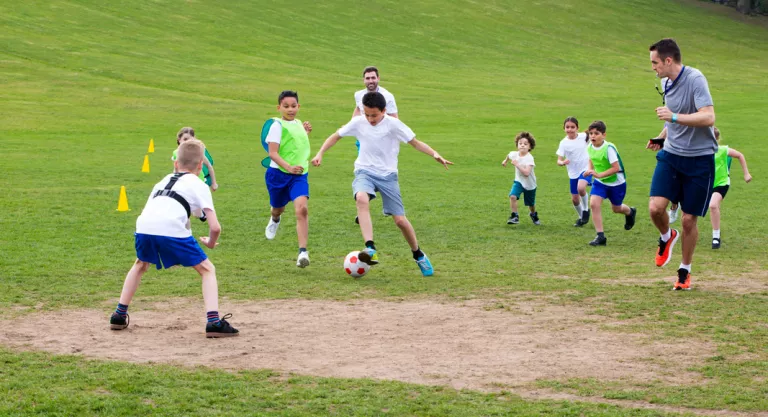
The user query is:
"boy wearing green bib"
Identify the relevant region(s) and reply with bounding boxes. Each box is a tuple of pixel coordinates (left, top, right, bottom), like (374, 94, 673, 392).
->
(708, 127, 752, 249)
(262, 91, 313, 268)
(583, 121, 637, 246)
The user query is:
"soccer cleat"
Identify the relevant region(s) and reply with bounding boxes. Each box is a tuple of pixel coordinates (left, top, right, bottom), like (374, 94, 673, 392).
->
(265, 216, 280, 240)
(358, 248, 379, 265)
(507, 214, 519, 225)
(573, 218, 586, 227)
(712, 238, 721, 250)
(582, 209, 591, 225)
(530, 212, 541, 225)
(668, 206, 680, 224)
(655, 229, 679, 267)
(206, 313, 239, 338)
(296, 251, 310, 268)
(624, 207, 637, 230)
(110, 313, 130, 330)
(415, 254, 434, 277)
(673, 268, 692, 291)
(589, 235, 607, 246)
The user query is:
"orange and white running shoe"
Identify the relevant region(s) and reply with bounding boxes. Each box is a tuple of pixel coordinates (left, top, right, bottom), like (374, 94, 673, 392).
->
(673, 268, 692, 291)
(655, 229, 679, 267)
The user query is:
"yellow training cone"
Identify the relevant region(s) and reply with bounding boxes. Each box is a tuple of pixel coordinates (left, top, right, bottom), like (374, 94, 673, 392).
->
(148, 138, 155, 153)
(141, 154, 150, 173)
(116, 186, 130, 212)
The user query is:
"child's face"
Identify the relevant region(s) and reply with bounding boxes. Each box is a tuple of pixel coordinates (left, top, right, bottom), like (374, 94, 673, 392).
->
(564, 121, 579, 138)
(363, 106, 386, 126)
(516, 138, 531, 152)
(588, 129, 606, 146)
(179, 133, 195, 143)
(278, 97, 300, 121)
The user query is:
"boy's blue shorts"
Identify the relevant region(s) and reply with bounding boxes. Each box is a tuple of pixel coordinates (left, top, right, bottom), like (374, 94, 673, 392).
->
(509, 181, 537, 207)
(650, 150, 715, 217)
(265, 167, 309, 208)
(591, 181, 627, 207)
(135, 233, 208, 270)
(569, 172, 593, 195)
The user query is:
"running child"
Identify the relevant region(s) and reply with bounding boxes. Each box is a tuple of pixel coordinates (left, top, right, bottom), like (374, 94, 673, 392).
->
(502, 132, 541, 225)
(709, 127, 752, 249)
(556, 117, 592, 226)
(262, 90, 313, 267)
(583, 121, 637, 246)
(173, 127, 218, 191)
(109, 139, 238, 338)
(310, 91, 452, 276)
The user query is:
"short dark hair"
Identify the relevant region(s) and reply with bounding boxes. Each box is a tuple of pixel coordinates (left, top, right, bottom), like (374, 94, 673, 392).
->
(362, 92, 386, 111)
(588, 120, 607, 134)
(362, 66, 379, 77)
(515, 131, 536, 150)
(650, 38, 682, 63)
(278, 90, 299, 104)
(563, 116, 579, 128)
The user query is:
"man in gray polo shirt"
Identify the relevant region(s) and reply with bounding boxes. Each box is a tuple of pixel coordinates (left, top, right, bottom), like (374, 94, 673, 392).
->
(647, 38, 717, 291)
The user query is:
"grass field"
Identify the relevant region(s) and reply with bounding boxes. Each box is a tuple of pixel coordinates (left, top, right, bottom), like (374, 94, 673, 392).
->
(1, 0, 767, 415)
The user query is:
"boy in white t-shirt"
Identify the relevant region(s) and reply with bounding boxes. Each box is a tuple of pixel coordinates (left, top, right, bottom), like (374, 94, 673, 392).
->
(311, 92, 452, 277)
(109, 139, 238, 338)
(582, 121, 637, 246)
(502, 132, 540, 225)
(556, 117, 592, 226)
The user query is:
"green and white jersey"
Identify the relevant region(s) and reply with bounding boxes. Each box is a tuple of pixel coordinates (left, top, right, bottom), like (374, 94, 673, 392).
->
(264, 118, 310, 174)
(587, 141, 625, 186)
(713, 145, 730, 187)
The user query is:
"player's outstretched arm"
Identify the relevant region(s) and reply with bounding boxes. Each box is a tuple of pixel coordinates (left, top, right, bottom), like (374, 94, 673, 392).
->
(311, 132, 343, 167)
(408, 138, 453, 169)
(728, 148, 752, 183)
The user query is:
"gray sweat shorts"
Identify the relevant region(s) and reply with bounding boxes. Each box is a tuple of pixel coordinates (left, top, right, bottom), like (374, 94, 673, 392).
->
(352, 169, 405, 216)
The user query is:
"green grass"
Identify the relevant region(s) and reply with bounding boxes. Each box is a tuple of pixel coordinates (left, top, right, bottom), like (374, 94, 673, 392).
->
(1, 0, 767, 415)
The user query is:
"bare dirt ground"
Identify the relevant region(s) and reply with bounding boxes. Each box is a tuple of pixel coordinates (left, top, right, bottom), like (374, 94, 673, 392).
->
(5, 297, 760, 415)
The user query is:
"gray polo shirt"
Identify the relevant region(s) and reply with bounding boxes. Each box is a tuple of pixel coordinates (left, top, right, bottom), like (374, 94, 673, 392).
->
(664, 66, 717, 157)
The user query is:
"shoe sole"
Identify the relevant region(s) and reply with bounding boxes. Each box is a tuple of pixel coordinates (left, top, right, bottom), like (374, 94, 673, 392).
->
(656, 231, 679, 267)
(110, 324, 128, 330)
(297, 258, 310, 268)
(206, 332, 240, 338)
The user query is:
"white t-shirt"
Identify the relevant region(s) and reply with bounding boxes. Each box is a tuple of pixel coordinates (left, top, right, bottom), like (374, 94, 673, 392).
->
(338, 115, 415, 176)
(591, 143, 625, 186)
(556, 132, 590, 179)
(265, 119, 302, 169)
(508, 151, 537, 190)
(136, 173, 215, 238)
(355, 86, 398, 115)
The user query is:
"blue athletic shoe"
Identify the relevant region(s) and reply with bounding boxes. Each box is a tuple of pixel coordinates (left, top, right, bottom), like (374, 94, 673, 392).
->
(416, 254, 434, 277)
(358, 248, 379, 265)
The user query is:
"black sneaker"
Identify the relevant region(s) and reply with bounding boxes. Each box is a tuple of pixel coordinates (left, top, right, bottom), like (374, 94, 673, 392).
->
(206, 313, 239, 338)
(582, 209, 591, 224)
(355, 216, 359, 224)
(712, 238, 721, 249)
(530, 212, 541, 225)
(624, 207, 637, 230)
(507, 215, 519, 225)
(110, 313, 129, 330)
(589, 235, 607, 246)
(573, 218, 585, 227)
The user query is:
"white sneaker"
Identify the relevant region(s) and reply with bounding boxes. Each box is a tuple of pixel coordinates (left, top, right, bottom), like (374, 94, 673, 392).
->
(265, 216, 280, 240)
(296, 251, 310, 268)
(668, 207, 680, 224)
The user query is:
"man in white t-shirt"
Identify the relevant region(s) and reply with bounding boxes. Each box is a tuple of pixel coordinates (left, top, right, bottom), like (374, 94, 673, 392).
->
(353, 66, 398, 120)
(109, 139, 238, 338)
(312, 92, 452, 277)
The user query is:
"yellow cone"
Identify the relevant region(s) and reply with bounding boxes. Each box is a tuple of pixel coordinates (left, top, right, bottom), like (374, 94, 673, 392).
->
(148, 138, 155, 153)
(116, 186, 130, 212)
(141, 154, 150, 173)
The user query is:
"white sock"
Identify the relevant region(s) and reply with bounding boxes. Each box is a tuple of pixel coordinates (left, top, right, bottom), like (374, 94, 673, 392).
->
(679, 263, 691, 273)
(573, 203, 582, 217)
(713, 229, 721, 239)
(581, 194, 589, 212)
(661, 229, 671, 242)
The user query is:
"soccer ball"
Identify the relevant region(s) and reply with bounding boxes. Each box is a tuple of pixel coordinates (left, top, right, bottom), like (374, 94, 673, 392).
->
(344, 251, 370, 278)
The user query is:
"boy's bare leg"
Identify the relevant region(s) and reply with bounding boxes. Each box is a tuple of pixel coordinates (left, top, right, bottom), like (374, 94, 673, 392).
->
(193, 259, 218, 313)
(709, 193, 723, 231)
(509, 196, 519, 213)
(590, 195, 604, 233)
(270, 206, 285, 221)
(528, 205, 536, 214)
(612, 204, 631, 215)
(294, 196, 309, 248)
(356, 192, 374, 242)
(119, 259, 151, 305)
(393, 215, 418, 251)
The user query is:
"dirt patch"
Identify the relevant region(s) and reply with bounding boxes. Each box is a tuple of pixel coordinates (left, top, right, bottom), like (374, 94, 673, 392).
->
(0, 298, 712, 391)
(595, 271, 768, 295)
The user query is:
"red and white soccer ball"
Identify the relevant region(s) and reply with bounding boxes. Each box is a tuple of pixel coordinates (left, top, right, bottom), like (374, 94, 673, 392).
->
(344, 251, 370, 278)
